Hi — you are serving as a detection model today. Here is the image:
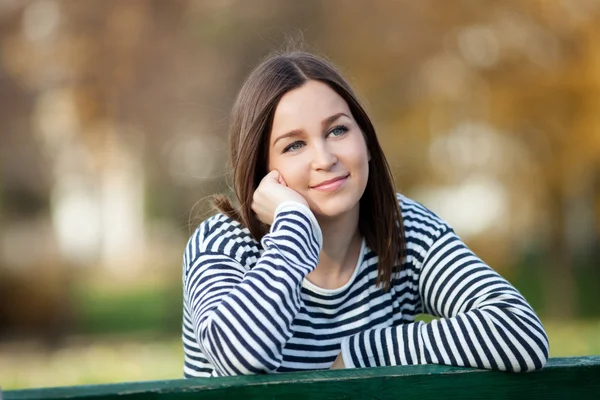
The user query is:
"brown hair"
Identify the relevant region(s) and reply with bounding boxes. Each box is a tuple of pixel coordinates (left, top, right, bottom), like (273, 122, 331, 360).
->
(213, 51, 405, 290)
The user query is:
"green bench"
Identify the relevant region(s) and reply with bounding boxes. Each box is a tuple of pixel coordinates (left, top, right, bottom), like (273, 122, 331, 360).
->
(4, 356, 599, 400)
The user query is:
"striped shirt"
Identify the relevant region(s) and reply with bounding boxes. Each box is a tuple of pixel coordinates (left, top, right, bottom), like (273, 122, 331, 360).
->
(182, 194, 549, 377)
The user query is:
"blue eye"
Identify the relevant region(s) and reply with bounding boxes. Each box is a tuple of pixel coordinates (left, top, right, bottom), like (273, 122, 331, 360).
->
(329, 125, 349, 137)
(283, 141, 304, 153)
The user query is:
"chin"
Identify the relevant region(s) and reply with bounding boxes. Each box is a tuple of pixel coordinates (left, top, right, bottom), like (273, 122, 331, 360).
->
(307, 194, 361, 220)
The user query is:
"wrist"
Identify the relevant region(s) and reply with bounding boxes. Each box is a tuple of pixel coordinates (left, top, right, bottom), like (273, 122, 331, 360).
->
(274, 201, 322, 248)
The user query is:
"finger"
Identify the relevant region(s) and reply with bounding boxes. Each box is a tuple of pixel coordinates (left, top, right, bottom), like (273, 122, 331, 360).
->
(278, 174, 288, 186)
(263, 169, 279, 183)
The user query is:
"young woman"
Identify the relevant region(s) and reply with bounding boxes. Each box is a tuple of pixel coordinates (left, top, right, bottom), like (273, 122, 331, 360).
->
(181, 51, 549, 377)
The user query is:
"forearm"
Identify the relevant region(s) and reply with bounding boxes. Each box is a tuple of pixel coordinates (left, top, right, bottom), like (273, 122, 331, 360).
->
(341, 302, 548, 372)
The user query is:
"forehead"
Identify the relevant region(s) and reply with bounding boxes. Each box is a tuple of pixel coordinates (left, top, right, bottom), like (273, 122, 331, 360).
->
(271, 80, 350, 132)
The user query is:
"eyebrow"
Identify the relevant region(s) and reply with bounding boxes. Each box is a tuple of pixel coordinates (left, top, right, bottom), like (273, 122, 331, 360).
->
(272, 112, 350, 146)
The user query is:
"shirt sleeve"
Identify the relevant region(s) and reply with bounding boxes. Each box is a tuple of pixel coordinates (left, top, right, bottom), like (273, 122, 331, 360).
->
(183, 202, 322, 376)
(340, 224, 549, 372)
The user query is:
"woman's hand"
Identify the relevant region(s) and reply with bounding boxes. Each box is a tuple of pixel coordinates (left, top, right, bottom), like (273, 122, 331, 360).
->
(252, 170, 308, 226)
(330, 352, 345, 369)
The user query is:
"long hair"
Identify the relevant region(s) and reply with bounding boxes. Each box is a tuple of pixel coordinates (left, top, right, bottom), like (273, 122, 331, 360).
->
(213, 51, 405, 291)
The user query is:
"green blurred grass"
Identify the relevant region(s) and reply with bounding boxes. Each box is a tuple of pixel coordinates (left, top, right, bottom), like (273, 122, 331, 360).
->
(72, 279, 182, 335)
(2, 320, 599, 390)
(1, 284, 599, 390)
(0, 336, 184, 390)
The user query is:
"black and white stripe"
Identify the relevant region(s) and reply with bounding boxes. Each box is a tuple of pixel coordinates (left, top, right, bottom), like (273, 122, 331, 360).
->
(182, 194, 549, 377)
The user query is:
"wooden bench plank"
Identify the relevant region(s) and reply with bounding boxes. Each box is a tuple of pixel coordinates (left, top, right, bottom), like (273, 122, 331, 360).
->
(4, 356, 600, 400)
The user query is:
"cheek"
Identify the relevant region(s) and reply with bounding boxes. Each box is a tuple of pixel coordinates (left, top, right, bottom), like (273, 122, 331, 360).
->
(346, 139, 370, 171)
(274, 159, 309, 190)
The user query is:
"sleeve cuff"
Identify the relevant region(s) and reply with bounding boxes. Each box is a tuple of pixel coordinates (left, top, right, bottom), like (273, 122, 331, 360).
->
(274, 201, 323, 248)
(340, 336, 356, 369)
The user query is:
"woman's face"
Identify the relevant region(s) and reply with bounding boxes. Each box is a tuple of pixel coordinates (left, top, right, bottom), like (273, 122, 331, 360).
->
(268, 80, 369, 219)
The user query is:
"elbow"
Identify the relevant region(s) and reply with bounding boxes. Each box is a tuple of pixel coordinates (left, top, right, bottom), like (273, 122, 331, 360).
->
(508, 336, 550, 373)
(515, 354, 548, 373)
(198, 319, 284, 376)
(534, 350, 549, 371)
(528, 334, 550, 372)
(525, 326, 550, 372)
(538, 333, 550, 369)
(491, 305, 550, 373)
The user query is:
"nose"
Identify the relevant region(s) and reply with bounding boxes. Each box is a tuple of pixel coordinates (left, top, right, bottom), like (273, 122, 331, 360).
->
(311, 142, 337, 171)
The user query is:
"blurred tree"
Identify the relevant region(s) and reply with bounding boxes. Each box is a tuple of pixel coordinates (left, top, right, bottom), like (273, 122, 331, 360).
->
(0, 0, 322, 336)
(1, 0, 599, 340)
(318, 0, 600, 318)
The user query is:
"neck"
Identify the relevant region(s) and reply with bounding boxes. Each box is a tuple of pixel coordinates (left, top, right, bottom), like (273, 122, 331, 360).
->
(307, 205, 362, 289)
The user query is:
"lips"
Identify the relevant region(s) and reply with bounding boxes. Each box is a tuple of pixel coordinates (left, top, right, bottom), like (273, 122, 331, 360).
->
(310, 174, 349, 190)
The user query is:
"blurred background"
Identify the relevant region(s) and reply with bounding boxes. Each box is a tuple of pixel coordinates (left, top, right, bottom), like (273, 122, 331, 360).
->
(1, 0, 599, 389)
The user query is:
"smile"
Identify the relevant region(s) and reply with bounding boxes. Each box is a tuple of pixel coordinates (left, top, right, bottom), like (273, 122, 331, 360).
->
(310, 175, 349, 192)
